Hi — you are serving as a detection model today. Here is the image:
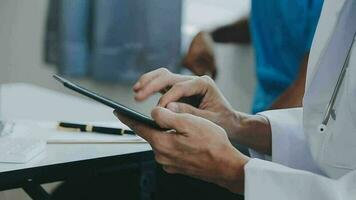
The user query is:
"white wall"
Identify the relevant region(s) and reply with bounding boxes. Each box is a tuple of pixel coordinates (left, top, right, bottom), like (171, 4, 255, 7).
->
(0, 0, 254, 199)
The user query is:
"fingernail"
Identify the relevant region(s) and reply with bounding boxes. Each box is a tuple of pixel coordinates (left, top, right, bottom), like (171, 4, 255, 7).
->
(167, 103, 179, 112)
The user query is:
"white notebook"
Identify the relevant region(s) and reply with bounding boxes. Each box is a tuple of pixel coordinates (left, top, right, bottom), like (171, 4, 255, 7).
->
(26, 121, 146, 144)
(47, 132, 145, 144)
(0, 138, 46, 163)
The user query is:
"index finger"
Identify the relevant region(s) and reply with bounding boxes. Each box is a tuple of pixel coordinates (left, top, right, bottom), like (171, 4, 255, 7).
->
(158, 78, 207, 107)
(133, 68, 166, 91)
(112, 111, 162, 143)
(115, 109, 183, 151)
(135, 73, 190, 102)
(151, 107, 202, 134)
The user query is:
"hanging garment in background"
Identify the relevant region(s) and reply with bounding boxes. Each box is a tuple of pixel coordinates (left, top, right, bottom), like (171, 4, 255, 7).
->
(44, 0, 182, 83)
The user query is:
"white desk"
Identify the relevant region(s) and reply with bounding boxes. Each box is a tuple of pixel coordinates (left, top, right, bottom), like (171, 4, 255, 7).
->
(0, 83, 152, 199)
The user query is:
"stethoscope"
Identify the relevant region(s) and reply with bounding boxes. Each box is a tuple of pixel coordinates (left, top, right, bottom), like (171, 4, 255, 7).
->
(318, 35, 355, 133)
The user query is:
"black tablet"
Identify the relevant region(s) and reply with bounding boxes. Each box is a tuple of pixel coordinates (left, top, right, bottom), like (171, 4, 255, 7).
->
(53, 75, 162, 130)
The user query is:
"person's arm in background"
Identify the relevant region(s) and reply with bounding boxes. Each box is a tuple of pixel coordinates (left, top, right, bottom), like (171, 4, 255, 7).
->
(185, 18, 311, 110)
(182, 17, 250, 79)
(269, 53, 309, 109)
(210, 17, 251, 44)
(268, 0, 322, 110)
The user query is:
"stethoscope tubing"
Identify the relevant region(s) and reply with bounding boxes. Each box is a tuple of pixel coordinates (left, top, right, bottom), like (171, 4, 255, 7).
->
(319, 36, 355, 133)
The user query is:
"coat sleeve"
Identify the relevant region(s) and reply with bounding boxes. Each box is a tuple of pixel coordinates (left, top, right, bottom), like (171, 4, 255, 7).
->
(250, 108, 323, 174)
(244, 159, 356, 200)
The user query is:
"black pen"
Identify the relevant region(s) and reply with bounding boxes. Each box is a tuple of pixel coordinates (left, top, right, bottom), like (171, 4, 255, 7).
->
(58, 122, 135, 135)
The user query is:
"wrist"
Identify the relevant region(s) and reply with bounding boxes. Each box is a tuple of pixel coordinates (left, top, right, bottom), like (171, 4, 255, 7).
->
(230, 112, 272, 155)
(227, 111, 251, 141)
(220, 146, 249, 193)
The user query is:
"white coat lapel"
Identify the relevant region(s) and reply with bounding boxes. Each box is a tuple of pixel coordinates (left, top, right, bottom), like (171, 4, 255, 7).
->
(303, 0, 356, 178)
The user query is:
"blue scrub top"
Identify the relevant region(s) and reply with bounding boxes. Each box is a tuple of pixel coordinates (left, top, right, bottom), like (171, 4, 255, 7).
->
(250, 0, 323, 113)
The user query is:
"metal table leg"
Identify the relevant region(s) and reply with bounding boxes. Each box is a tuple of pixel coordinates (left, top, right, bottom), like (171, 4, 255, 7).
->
(22, 184, 50, 200)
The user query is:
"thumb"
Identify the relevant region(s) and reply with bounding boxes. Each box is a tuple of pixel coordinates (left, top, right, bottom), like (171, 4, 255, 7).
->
(151, 107, 183, 130)
(151, 107, 198, 133)
(151, 106, 216, 136)
(166, 102, 208, 119)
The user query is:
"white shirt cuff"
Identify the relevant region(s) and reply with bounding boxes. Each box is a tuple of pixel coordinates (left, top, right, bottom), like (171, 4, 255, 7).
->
(256, 108, 323, 174)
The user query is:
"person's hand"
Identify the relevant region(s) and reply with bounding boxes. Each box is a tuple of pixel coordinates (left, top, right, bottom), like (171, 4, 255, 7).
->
(114, 107, 249, 193)
(182, 31, 217, 79)
(133, 68, 193, 102)
(133, 68, 242, 138)
(134, 68, 272, 154)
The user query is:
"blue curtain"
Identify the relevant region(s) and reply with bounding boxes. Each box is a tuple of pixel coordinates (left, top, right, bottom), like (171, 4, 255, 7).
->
(44, 0, 182, 84)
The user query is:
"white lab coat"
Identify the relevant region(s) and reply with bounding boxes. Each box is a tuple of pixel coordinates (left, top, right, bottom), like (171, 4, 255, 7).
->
(244, 0, 356, 199)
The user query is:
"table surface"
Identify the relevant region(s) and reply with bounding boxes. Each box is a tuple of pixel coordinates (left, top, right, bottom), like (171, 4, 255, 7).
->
(0, 83, 151, 174)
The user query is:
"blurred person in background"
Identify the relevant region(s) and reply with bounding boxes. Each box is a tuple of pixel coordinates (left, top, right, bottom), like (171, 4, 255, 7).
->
(183, 0, 324, 114)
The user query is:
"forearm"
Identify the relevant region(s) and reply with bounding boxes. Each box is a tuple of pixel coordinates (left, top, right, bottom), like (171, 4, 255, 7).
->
(211, 17, 251, 44)
(228, 54, 309, 157)
(269, 84, 304, 109)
